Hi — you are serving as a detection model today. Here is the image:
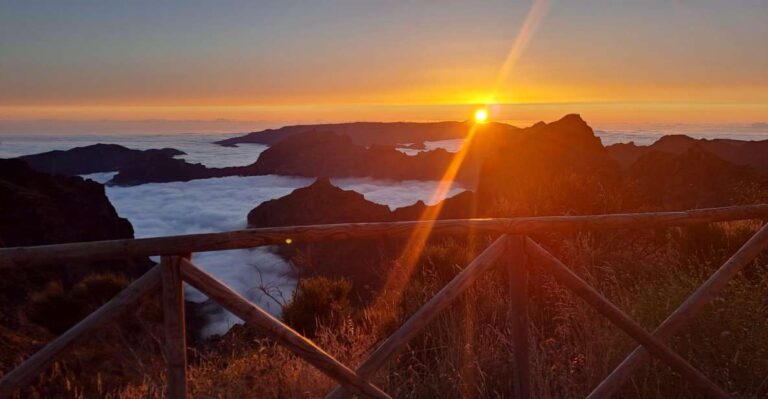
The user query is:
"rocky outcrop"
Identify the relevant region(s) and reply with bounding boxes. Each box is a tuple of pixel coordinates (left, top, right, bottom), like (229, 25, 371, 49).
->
(0, 159, 138, 247)
(248, 178, 478, 228)
(247, 178, 392, 227)
(0, 158, 151, 326)
(607, 135, 768, 174)
(18, 143, 185, 176)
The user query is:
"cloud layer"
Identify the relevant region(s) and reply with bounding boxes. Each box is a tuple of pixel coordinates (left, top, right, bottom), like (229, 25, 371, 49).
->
(91, 173, 466, 336)
(0, 133, 267, 167)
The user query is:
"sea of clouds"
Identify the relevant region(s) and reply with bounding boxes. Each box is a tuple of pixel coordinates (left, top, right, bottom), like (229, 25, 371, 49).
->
(2, 133, 468, 336)
(0, 133, 268, 168)
(80, 172, 465, 336)
(7, 124, 766, 336)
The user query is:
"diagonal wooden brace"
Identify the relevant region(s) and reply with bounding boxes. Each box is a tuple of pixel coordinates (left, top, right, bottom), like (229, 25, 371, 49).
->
(325, 234, 510, 399)
(588, 222, 768, 398)
(525, 238, 731, 399)
(0, 265, 162, 399)
(178, 258, 391, 399)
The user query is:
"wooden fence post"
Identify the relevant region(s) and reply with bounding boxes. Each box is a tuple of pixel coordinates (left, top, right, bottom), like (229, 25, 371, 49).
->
(507, 235, 530, 399)
(324, 235, 510, 399)
(162, 255, 189, 399)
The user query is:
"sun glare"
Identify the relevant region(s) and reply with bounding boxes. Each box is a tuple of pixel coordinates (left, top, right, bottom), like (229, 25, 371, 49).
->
(474, 108, 489, 123)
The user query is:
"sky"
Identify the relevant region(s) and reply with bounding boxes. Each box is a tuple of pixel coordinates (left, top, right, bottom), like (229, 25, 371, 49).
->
(1, 0, 767, 131)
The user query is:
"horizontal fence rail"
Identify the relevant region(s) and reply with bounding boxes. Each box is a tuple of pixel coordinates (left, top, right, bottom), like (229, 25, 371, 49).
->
(1, 204, 767, 269)
(1, 204, 767, 398)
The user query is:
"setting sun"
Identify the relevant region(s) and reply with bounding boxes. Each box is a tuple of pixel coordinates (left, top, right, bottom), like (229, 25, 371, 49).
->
(474, 108, 489, 123)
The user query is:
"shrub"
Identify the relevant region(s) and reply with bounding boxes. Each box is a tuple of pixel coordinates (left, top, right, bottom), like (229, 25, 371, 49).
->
(282, 277, 354, 336)
(26, 281, 79, 335)
(26, 273, 129, 334)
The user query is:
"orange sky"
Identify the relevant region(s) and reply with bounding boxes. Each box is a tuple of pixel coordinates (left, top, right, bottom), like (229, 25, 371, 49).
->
(1, 1, 766, 128)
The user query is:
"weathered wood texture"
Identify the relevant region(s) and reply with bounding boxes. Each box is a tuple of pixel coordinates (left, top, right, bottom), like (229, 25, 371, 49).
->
(0, 265, 162, 398)
(507, 235, 530, 399)
(325, 235, 509, 399)
(2, 205, 767, 268)
(525, 238, 732, 399)
(178, 259, 391, 399)
(587, 222, 768, 398)
(161, 255, 188, 399)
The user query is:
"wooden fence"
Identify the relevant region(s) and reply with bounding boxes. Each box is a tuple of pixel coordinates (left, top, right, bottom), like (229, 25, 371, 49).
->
(1, 204, 768, 398)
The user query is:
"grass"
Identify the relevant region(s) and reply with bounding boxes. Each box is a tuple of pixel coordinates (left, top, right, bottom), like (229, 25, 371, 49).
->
(4, 222, 768, 398)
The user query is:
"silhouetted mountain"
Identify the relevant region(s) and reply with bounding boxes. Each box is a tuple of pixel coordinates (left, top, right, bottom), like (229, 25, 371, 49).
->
(0, 159, 152, 351)
(247, 178, 392, 227)
(603, 141, 646, 169)
(18, 143, 184, 176)
(623, 146, 767, 210)
(249, 131, 471, 182)
(108, 156, 229, 186)
(477, 114, 621, 215)
(110, 131, 482, 186)
(215, 121, 505, 147)
(390, 191, 479, 221)
(607, 135, 768, 173)
(248, 178, 478, 228)
(0, 159, 139, 247)
(247, 178, 476, 295)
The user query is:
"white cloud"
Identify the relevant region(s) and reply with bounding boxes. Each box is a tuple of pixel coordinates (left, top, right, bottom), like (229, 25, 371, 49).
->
(102, 174, 467, 336)
(10, 133, 469, 336)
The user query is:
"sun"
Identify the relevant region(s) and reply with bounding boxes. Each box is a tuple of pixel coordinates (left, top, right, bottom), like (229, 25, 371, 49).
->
(474, 108, 489, 124)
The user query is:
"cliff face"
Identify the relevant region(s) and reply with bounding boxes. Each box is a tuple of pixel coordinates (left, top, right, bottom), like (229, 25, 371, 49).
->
(0, 159, 151, 326)
(0, 159, 136, 247)
(18, 143, 185, 176)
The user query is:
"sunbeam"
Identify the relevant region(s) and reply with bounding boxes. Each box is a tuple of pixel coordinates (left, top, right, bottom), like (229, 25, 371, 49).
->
(372, 0, 552, 312)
